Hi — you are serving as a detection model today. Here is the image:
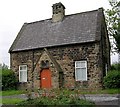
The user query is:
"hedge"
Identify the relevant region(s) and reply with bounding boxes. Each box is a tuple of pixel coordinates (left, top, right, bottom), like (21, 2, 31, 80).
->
(111, 63, 120, 71)
(2, 69, 18, 90)
(103, 70, 120, 89)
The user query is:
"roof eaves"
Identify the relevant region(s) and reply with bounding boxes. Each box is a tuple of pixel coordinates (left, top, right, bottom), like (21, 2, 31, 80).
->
(10, 40, 98, 52)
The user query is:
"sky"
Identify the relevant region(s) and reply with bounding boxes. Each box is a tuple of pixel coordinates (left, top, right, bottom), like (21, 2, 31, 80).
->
(0, 0, 119, 67)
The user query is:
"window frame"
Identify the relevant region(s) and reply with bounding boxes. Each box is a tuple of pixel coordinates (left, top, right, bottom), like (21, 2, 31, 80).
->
(75, 61, 87, 81)
(19, 65, 27, 82)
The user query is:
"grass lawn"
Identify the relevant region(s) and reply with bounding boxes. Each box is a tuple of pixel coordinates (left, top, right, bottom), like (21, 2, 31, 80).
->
(79, 88, 119, 94)
(98, 88, 119, 94)
(0, 91, 2, 96)
(1, 90, 27, 96)
(1, 88, 119, 97)
(0, 90, 26, 105)
(2, 98, 24, 105)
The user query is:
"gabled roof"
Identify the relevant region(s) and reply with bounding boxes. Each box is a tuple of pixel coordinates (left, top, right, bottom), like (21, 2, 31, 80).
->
(9, 8, 104, 52)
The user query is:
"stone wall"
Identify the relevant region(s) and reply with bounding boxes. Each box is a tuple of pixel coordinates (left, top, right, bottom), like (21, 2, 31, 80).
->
(10, 42, 104, 90)
(10, 50, 42, 90)
(48, 42, 103, 89)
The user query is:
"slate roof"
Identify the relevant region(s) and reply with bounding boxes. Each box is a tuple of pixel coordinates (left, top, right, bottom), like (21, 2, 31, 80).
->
(9, 8, 104, 52)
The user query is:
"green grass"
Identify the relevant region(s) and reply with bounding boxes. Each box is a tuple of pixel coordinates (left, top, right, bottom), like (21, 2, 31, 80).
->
(2, 98, 24, 104)
(51, 88, 119, 95)
(48, 88, 119, 95)
(1, 88, 119, 97)
(0, 90, 26, 105)
(0, 91, 2, 96)
(77, 88, 119, 94)
(0, 98, 2, 104)
(99, 88, 120, 94)
(1, 90, 26, 96)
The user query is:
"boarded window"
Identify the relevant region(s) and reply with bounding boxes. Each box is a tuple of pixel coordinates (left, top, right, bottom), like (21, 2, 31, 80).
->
(75, 61, 87, 81)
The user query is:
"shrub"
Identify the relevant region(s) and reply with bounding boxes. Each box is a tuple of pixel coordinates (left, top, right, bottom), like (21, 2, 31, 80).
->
(111, 63, 120, 71)
(2, 69, 18, 90)
(18, 96, 95, 107)
(17, 89, 95, 106)
(103, 70, 120, 89)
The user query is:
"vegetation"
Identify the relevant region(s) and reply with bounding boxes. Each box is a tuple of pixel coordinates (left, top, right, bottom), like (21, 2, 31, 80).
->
(18, 98, 95, 107)
(111, 63, 120, 70)
(2, 68, 18, 90)
(105, 0, 120, 52)
(74, 88, 119, 94)
(2, 90, 26, 96)
(1, 90, 26, 105)
(2, 98, 24, 105)
(0, 63, 18, 91)
(0, 63, 9, 71)
(103, 70, 120, 89)
(1, 88, 119, 105)
(103, 63, 120, 89)
(18, 90, 95, 107)
(100, 88, 119, 94)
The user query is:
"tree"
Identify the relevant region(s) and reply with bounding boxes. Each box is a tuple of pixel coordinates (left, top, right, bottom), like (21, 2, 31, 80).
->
(105, 0, 120, 53)
(2, 63, 8, 70)
(0, 63, 18, 90)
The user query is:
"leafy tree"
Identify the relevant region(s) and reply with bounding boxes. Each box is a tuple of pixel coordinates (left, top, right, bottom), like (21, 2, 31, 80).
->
(2, 63, 9, 70)
(105, 0, 120, 53)
(0, 63, 2, 69)
(0, 63, 18, 90)
(0, 63, 9, 70)
(110, 63, 120, 70)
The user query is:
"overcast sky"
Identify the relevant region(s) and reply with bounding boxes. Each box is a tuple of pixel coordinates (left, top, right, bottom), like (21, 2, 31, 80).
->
(0, 0, 119, 67)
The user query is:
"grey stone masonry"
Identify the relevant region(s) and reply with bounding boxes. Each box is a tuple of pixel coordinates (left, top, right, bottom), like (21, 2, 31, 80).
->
(9, 4, 110, 91)
(10, 42, 105, 90)
(52, 2, 65, 22)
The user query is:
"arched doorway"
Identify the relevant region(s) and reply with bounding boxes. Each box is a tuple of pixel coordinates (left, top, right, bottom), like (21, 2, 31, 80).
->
(40, 68, 52, 88)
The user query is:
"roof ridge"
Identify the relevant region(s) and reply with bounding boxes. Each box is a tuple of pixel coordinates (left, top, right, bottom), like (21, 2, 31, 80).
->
(25, 8, 102, 25)
(65, 8, 100, 17)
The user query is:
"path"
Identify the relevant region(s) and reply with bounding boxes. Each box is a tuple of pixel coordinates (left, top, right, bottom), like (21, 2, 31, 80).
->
(1, 94, 27, 100)
(80, 94, 120, 106)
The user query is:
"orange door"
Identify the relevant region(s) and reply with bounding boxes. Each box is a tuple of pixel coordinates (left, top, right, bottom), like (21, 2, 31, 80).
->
(41, 68, 52, 88)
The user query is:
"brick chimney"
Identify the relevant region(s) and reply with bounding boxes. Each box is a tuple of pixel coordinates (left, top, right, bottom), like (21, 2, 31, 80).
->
(52, 2, 65, 22)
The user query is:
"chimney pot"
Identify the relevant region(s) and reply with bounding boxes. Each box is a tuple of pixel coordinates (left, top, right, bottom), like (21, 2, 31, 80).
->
(52, 2, 65, 22)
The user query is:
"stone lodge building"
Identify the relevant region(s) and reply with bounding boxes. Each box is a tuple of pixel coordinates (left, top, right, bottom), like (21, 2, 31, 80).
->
(9, 2, 110, 90)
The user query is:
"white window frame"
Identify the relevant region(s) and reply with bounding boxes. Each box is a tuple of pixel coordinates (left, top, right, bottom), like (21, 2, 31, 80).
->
(75, 61, 87, 81)
(19, 65, 27, 82)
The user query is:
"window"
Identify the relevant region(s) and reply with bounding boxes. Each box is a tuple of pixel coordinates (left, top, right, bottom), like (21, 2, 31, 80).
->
(41, 60, 49, 68)
(19, 65, 27, 82)
(75, 61, 87, 81)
